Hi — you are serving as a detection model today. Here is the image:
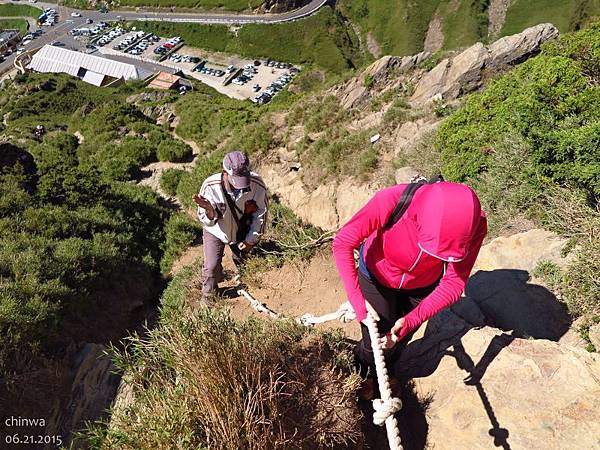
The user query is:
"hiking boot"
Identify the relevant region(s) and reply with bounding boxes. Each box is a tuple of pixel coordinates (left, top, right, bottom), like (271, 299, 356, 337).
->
(199, 295, 214, 308)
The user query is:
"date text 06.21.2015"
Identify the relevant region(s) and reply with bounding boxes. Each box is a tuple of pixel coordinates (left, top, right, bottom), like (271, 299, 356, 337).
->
(4, 433, 63, 446)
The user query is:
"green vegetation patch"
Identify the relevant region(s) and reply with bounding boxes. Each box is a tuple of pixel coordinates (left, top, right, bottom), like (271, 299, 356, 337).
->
(501, 0, 600, 36)
(140, 7, 365, 73)
(338, 0, 442, 56)
(0, 74, 201, 375)
(439, 0, 489, 49)
(0, 3, 42, 18)
(0, 18, 28, 34)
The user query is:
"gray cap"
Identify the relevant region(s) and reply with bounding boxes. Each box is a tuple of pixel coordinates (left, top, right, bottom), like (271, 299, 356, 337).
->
(223, 151, 251, 189)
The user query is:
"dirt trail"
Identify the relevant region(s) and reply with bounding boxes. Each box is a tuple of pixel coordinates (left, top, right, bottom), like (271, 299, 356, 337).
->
(175, 245, 362, 339)
(231, 250, 361, 340)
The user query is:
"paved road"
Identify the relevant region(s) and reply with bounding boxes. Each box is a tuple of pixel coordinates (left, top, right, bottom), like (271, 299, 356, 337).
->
(3, 0, 327, 24)
(0, 0, 327, 77)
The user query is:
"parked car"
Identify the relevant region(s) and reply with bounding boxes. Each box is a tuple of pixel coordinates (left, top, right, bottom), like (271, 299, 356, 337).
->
(71, 12, 81, 17)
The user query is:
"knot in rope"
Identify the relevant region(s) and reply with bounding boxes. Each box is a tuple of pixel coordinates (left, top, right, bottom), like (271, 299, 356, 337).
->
(372, 397, 403, 426)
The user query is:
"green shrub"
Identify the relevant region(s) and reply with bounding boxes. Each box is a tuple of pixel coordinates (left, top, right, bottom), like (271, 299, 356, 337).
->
(160, 213, 201, 273)
(0, 75, 174, 376)
(159, 168, 185, 196)
(156, 139, 193, 162)
(436, 51, 600, 197)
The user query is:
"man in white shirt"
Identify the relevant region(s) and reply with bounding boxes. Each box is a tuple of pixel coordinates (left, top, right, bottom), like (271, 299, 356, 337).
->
(193, 151, 268, 303)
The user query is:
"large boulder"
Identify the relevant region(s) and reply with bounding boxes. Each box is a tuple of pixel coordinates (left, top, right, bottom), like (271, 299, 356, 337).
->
(399, 314, 600, 450)
(411, 23, 559, 105)
(392, 227, 600, 448)
(488, 22, 560, 67)
(336, 52, 430, 109)
(469, 229, 572, 341)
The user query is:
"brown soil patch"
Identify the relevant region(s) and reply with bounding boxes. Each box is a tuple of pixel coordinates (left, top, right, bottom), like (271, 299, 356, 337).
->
(488, 0, 515, 38)
(226, 250, 361, 340)
(424, 10, 444, 53)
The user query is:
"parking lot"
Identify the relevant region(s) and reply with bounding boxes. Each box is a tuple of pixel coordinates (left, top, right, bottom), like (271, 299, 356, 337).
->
(88, 26, 298, 103)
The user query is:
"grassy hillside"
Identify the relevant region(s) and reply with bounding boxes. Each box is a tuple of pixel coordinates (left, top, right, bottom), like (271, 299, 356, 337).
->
(140, 7, 365, 73)
(0, 3, 41, 18)
(337, 0, 600, 57)
(501, 0, 600, 36)
(0, 18, 29, 33)
(337, 0, 441, 56)
(438, 0, 488, 49)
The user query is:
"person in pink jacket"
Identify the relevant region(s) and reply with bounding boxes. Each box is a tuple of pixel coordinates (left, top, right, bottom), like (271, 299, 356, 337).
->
(332, 181, 487, 381)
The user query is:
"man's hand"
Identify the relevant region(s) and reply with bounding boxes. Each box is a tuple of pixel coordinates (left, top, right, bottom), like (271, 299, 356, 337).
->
(390, 317, 405, 341)
(237, 241, 254, 252)
(192, 194, 216, 220)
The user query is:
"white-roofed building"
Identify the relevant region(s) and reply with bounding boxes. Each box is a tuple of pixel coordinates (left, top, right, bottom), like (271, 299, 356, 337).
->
(27, 45, 152, 87)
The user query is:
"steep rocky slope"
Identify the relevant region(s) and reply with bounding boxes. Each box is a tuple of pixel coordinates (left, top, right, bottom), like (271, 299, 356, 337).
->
(102, 19, 600, 449)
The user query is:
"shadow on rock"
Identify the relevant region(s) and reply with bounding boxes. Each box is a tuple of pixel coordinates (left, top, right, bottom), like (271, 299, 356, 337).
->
(465, 269, 571, 341)
(390, 268, 571, 450)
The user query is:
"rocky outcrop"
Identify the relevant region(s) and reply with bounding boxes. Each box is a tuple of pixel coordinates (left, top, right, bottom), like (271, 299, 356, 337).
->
(395, 227, 600, 449)
(488, 22, 560, 66)
(336, 52, 430, 109)
(261, 158, 377, 231)
(411, 23, 559, 105)
(400, 317, 600, 450)
(474, 228, 571, 273)
(46, 343, 120, 447)
(390, 117, 441, 156)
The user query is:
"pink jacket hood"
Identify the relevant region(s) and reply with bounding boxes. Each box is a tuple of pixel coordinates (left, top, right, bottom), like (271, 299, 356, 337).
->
(415, 182, 483, 263)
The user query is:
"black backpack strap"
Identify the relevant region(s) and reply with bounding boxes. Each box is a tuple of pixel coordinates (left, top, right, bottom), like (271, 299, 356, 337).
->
(383, 174, 444, 230)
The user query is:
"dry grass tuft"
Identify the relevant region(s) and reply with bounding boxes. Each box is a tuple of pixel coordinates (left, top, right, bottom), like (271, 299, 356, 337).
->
(91, 309, 362, 449)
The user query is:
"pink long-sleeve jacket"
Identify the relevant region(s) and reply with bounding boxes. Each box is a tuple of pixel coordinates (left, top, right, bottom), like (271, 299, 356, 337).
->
(332, 182, 487, 339)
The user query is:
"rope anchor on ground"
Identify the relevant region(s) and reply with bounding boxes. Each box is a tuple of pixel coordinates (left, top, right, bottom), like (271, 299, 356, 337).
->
(364, 314, 403, 450)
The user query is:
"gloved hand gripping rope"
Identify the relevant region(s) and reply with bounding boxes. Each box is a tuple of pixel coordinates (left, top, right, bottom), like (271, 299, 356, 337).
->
(364, 314, 403, 450)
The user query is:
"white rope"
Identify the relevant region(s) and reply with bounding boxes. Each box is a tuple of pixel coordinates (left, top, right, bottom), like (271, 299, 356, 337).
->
(237, 288, 280, 319)
(364, 314, 403, 450)
(297, 301, 356, 326)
